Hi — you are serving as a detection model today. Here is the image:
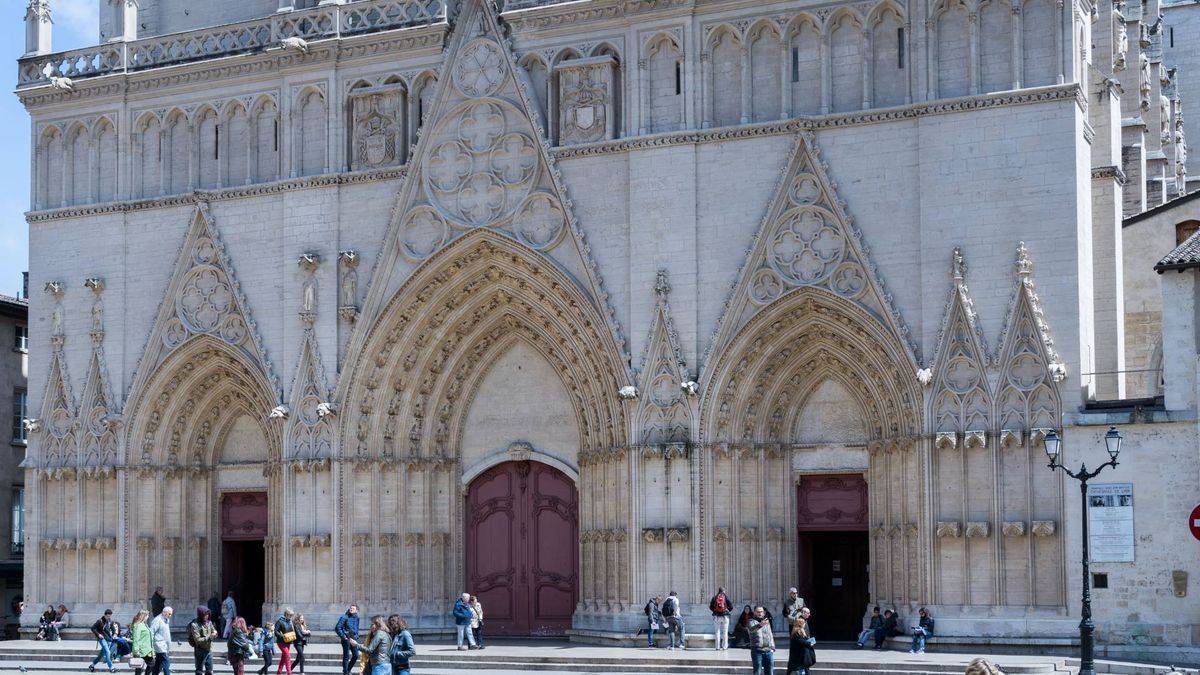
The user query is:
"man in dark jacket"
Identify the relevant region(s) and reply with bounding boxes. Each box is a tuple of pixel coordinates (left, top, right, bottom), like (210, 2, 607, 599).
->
(333, 605, 360, 675)
(708, 587, 734, 650)
(88, 609, 116, 673)
(150, 587, 166, 618)
(453, 593, 477, 650)
(874, 609, 900, 649)
(643, 597, 664, 648)
(205, 594, 222, 637)
(857, 606, 883, 648)
(187, 607, 218, 675)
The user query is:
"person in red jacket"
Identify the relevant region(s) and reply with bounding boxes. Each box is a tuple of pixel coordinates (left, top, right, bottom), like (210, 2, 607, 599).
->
(708, 587, 735, 651)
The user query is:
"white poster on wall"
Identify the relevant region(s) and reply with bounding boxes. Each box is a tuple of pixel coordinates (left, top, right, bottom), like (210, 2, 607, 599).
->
(1087, 483, 1135, 563)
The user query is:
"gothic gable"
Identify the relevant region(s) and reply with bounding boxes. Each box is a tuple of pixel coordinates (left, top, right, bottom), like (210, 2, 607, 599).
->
(38, 344, 75, 469)
(703, 131, 916, 370)
(125, 202, 279, 406)
(635, 271, 694, 445)
(357, 0, 625, 360)
(286, 328, 334, 461)
(995, 243, 1064, 432)
(78, 280, 118, 467)
(929, 247, 992, 435)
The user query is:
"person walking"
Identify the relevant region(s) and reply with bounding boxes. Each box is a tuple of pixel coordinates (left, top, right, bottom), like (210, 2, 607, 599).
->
(348, 615, 391, 675)
(642, 596, 664, 648)
(221, 593, 237, 639)
(148, 606, 173, 675)
(749, 606, 775, 674)
(662, 591, 685, 651)
(255, 622, 276, 675)
(909, 607, 934, 654)
(129, 610, 155, 675)
(274, 608, 299, 675)
(334, 605, 361, 675)
(387, 616, 415, 675)
(786, 607, 816, 675)
(226, 617, 255, 675)
(732, 605, 754, 649)
(708, 587, 734, 650)
(452, 593, 476, 650)
(469, 595, 485, 650)
(206, 594, 222, 638)
(782, 588, 803, 628)
(856, 607, 882, 649)
(88, 609, 117, 673)
(188, 606, 218, 675)
(151, 588, 167, 619)
(294, 614, 311, 674)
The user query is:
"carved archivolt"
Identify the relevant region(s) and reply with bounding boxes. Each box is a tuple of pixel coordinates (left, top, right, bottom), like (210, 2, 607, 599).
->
(340, 231, 629, 461)
(700, 287, 921, 445)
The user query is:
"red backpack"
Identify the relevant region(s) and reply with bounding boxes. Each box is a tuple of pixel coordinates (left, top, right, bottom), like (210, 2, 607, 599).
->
(714, 594, 728, 614)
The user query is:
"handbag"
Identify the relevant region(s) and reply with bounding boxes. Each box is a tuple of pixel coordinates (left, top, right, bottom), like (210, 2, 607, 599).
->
(128, 657, 145, 669)
(281, 630, 297, 644)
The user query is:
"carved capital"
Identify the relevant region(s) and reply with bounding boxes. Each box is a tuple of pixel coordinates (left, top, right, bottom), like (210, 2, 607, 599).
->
(964, 521, 990, 538)
(935, 521, 962, 538)
(963, 430, 987, 449)
(1001, 521, 1026, 537)
(1031, 520, 1056, 537)
(934, 431, 958, 450)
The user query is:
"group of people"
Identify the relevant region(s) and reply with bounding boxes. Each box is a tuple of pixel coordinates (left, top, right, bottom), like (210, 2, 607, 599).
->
(855, 606, 935, 654)
(36, 603, 70, 641)
(642, 587, 817, 675)
(332, 605, 417, 675)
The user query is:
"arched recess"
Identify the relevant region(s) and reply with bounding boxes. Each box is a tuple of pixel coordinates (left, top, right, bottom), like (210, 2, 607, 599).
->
(828, 10, 865, 113)
(707, 25, 743, 127)
(935, 0, 970, 98)
(644, 33, 683, 133)
(869, 3, 906, 107)
(700, 287, 922, 611)
(747, 20, 782, 122)
(338, 229, 628, 619)
(520, 54, 550, 128)
(37, 125, 64, 209)
(121, 336, 281, 614)
(788, 16, 822, 115)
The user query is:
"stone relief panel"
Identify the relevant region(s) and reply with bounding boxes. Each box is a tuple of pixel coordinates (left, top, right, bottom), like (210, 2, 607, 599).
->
(555, 55, 616, 145)
(349, 83, 406, 171)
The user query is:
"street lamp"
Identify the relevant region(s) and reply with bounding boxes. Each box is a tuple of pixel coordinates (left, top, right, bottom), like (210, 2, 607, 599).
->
(1044, 426, 1122, 675)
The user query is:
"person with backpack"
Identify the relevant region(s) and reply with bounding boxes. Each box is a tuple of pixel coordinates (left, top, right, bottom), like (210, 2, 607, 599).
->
(662, 591, 685, 651)
(708, 587, 734, 650)
(88, 608, 117, 673)
(642, 596, 664, 648)
(187, 606, 218, 675)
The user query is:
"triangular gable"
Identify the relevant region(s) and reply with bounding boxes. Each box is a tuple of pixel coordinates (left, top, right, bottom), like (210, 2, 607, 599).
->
(356, 0, 626, 359)
(38, 345, 75, 468)
(286, 327, 334, 460)
(78, 280, 119, 466)
(702, 131, 917, 370)
(125, 202, 279, 405)
(995, 242, 1065, 431)
(635, 270, 693, 445)
(929, 247, 992, 435)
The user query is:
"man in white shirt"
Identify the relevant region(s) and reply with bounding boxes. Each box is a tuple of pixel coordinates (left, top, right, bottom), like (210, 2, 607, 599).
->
(149, 606, 173, 675)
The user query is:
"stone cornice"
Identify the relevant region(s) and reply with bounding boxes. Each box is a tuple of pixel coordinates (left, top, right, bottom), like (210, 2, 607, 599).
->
(503, 0, 696, 33)
(551, 84, 1083, 159)
(1092, 165, 1129, 185)
(18, 25, 448, 110)
(27, 167, 408, 223)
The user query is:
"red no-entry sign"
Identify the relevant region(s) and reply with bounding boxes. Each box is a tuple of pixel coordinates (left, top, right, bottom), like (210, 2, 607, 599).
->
(1190, 504, 1200, 542)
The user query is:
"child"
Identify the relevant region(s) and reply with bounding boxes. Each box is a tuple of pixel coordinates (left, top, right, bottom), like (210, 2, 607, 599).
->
(255, 623, 276, 675)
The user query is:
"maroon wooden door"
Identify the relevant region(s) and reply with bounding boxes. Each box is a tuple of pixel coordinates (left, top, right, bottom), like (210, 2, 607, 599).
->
(465, 461, 578, 636)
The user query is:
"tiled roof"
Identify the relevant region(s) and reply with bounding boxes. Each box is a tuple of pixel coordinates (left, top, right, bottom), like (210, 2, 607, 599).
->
(1155, 229, 1200, 272)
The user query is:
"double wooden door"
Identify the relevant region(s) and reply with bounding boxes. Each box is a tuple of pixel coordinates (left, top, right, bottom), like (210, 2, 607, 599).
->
(465, 461, 578, 636)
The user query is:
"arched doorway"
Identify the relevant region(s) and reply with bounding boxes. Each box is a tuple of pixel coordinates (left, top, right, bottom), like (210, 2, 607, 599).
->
(464, 460, 578, 636)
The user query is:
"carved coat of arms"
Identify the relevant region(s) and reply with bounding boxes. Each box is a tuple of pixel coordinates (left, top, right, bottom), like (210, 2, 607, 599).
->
(562, 71, 608, 144)
(354, 95, 398, 169)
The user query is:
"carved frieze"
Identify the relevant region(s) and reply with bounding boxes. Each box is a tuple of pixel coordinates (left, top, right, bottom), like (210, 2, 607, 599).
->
(1031, 520, 1057, 537)
(935, 521, 962, 538)
(555, 55, 616, 146)
(964, 521, 990, 538)
(1001, 521, 1026, 537)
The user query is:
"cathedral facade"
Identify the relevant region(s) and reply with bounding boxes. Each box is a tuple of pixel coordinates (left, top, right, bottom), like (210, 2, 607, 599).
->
(17, 0, 1200, 658)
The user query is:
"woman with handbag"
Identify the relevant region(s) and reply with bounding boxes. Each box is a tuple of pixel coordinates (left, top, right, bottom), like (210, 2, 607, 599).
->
(387, 615, 415, 675)
(293, 615, 311, 674)
(274, 609, 298, 675)
(227, 617, 255, 675)
(128, 610, 154, 675)
(786, 607, 816, 675)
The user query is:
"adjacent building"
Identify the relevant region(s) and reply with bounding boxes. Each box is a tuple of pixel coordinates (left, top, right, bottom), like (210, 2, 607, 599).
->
(0, 289, 28, 637)
(14, 0, 1200, 661)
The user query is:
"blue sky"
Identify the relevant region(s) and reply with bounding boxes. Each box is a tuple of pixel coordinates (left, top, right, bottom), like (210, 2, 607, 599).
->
(0, 0, 96, 298)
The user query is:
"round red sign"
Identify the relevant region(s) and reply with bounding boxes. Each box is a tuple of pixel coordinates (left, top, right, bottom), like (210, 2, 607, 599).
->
(1190, 504, 1200, 542)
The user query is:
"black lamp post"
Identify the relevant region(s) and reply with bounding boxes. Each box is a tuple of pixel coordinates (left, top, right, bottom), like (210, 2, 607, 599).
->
(1044, 426, 1122, 675)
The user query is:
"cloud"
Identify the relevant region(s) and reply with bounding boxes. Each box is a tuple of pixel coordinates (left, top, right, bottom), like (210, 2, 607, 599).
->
(52, 0, 99, 50)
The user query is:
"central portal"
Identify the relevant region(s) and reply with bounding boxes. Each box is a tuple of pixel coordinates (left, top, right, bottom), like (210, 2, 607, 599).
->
(465, 460, 578, 636)
(220, 491, 267, 627)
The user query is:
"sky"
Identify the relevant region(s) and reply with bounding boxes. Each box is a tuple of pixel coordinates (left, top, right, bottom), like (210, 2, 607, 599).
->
(0, 0, 97, 299)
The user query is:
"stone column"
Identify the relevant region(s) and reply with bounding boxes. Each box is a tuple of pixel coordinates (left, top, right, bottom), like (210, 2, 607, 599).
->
(638, 58, 650, 135)
(968, 10, 980, 94)
(779, 39, 792, 118)
(862, 27, 873, 109)
(820, 33, 832, 114)
(1011, 2, 1022, 89)
(701, 51, 712, 128)
(739, 45, 751, 124)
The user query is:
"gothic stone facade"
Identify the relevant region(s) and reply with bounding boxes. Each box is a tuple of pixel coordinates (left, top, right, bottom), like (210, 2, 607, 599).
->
(17, 0, 1200, 656)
